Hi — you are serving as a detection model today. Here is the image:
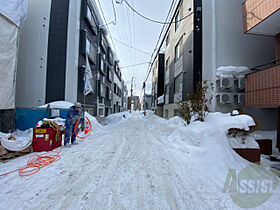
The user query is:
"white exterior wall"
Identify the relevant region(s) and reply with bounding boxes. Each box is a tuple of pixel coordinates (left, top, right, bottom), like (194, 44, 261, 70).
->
(202, 0, 275, 112)
(0, 15, 19, 110)
(65, 0, 81, 103)
(16, 0, 51, 107)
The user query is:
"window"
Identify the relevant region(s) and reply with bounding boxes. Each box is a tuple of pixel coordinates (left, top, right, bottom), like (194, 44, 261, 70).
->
(87, 7, 92, 23)
(99, 107, 104, 116)
(166, 32, 170, 46)
(174, 73, 183, 93)
(175, 36, 183, 61)
(175, 9, 181, 31)
(86, 37, 96, 61)
(86, 38, 90, 54)
(87, 6, 96, 27)
(100, 59, 104, 71)
(102, 53, 106, 60)
(165, 58, 169, 71)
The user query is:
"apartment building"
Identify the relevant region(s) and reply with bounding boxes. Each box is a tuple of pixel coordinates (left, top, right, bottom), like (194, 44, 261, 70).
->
(112, 61, 123, 113)
(128, 96, 141, 111)
(121, 81, 128, 112)
(152, 0, 275, 128)
(142, 94, 152, 111)
(16, 0, 124, 121)
(242, 0, 280, 151)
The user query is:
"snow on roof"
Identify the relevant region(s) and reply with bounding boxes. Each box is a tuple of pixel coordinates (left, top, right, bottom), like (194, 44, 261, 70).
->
(39, 101, 74, 109)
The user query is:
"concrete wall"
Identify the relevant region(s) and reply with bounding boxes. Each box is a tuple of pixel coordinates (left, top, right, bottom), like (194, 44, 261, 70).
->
(16, 0, 51, 107)
(163, 103, 179, 119)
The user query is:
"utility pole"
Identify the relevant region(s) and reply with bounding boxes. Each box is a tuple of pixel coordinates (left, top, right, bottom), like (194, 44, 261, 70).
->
(143, 82, 146, 116)
(130, 77, 134, 113)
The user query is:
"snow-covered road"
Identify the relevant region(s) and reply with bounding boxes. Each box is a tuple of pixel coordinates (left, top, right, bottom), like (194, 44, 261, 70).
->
(0, 112, 279, 209)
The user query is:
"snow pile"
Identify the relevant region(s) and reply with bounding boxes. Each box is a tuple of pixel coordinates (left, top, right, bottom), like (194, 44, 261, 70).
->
(157, 95, 164, 104)
(232, 110, 239, 116)
(37, 117, 66, 127)
(168, 116, 187, 127)
(0, 129, 32, 152)
(228, 135, 260, 149)
(216, 66, 251, 78)
(204, 112, 255, 131)
(157, 112, 258, 182)
(85, 112, 102, 131)
(104, 111, 131, 126)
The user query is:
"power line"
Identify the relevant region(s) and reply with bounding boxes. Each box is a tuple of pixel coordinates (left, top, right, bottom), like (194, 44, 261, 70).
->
(144, 0, 178, 83)
(122, 0, 193, 25)
(99, 21, 116, 27)
(120, 62, 151, 69)
(112, 37, 150, 55)
(97, 0, 118, 58)
(111, 0, 117, 23)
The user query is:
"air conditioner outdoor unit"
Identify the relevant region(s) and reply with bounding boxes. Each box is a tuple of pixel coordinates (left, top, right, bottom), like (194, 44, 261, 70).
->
(235, 93, 245, 104)
(234, 77, 245, 90)
(217, 78, 234, 89)
(216, 93, 234, 104)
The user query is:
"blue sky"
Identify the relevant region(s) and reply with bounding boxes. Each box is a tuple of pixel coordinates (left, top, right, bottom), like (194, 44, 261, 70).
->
(96, 0, 177, 96)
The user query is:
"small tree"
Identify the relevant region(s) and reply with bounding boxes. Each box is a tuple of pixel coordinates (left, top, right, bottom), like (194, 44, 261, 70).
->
(178, 81, 213, 124)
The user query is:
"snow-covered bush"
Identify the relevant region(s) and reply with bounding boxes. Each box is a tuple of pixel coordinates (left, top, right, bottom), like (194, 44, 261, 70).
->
(178, 81, 213, 124)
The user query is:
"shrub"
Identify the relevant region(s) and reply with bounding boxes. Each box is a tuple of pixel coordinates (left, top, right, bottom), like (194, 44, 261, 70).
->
(178, 81, 213, 124)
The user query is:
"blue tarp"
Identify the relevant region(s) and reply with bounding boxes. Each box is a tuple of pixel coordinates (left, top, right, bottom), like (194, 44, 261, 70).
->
(16, 108, 68, 131)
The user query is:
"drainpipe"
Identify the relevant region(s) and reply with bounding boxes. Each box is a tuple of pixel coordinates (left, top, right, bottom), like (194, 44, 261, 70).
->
(211, 0, 217, 111)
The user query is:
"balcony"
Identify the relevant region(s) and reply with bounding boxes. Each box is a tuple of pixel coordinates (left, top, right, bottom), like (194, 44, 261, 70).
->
(242, 0, 280, 36)
(245, 60, 280, 107)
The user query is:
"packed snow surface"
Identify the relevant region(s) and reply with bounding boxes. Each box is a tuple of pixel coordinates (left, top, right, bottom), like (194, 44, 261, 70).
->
(0, 112, 279, 209)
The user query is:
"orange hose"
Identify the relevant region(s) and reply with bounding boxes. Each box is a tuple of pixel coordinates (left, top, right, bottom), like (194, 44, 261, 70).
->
(0, 116, 92, 177)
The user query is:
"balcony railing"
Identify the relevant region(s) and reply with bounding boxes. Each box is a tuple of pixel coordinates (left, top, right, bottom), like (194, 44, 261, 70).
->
(245, 60, 280, 107)
(242, 0, 280, 35)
